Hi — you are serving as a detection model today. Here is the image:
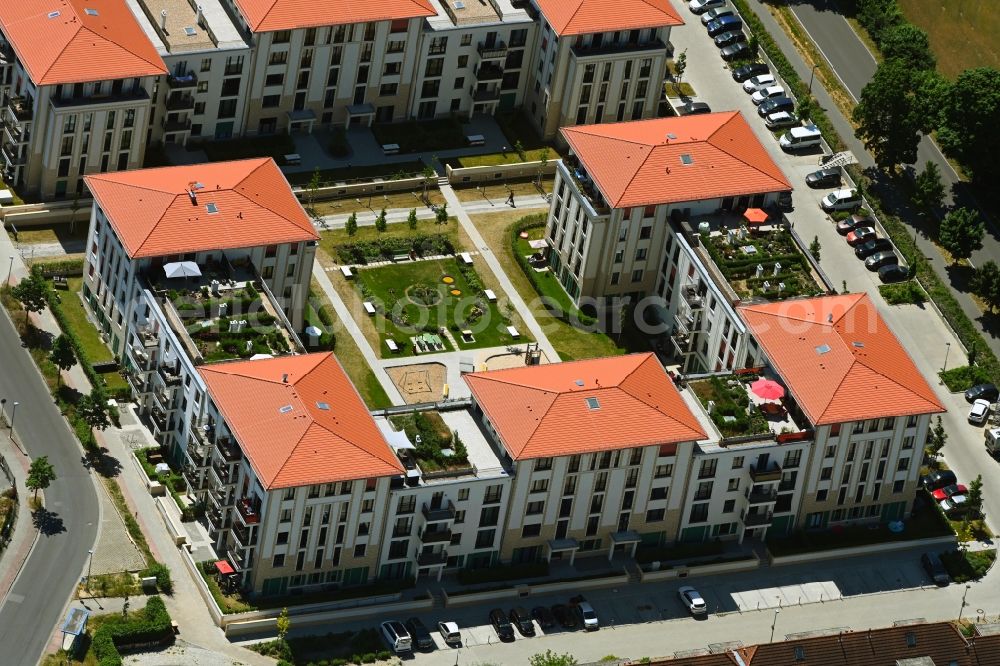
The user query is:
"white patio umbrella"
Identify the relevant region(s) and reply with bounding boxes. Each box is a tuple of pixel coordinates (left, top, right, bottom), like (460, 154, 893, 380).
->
(162, 261, 202, 279)
(304, 325, 323, 338)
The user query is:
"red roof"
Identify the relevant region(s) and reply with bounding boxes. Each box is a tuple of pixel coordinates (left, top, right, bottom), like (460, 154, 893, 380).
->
(0, 0, 166, 85)
(198, 353, 404, 490)
(85, 158, 318, 259)
(739, 294, 944, 426)
(535, 0, 683, 35)
(561, 113, 791, 209)
(233, 0, 434, 33)
(464, 353, 706, 460)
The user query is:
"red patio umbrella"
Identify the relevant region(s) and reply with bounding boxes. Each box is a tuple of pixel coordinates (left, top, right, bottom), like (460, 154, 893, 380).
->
(750, 377, 785, 401)
(743, 208, 769, 225)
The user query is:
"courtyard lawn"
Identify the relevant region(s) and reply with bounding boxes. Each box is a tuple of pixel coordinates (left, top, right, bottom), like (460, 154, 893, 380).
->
(61, 278, 113, 363)
(452, 177, 553, 202)
(457, 148, 554, 168)
(317, 217, 462, 270)
(496, 110, 548, 150)
(897, 0, 1000, 78)
(311, 188, 444, 218)
(372, 118, 467, 153)
(356, 257, 523, 356)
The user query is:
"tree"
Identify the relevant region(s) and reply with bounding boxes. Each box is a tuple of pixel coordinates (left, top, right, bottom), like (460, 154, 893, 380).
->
(345, 212, 358, 237)
(797, 96, 815, 122)
(514, 140, 526, 161)
(972, 260, 1000, 312)
(809, 236, 821, 262)
(306, 169, 322, 222)
(407, 208, 418, 231)
(927, 415, 947, 459)
(673, 49, 688, 91)
(537, 147, 550, 187)
(852, 60, 932, 170)
(879, 23, 936, 71)
(78, 388, 112, 431)
(937, 67, 1000, 184)
(26, 455, 56, 499)
(11, 271, 50, 326)
(49, 334, 77, 387)
(939, 207, 985, 264)
(529, 651, 578, 666)
(911, 161, 945, 226)
(375, 207, 387, 233)
(856, 0, 904, 43)
(276, 607, 291, 642)
(436, 202, 448, 225)
(967, 474, 984, 518)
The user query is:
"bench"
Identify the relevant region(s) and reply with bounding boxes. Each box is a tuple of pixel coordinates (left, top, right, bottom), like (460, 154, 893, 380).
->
(386, 339, 399, 353)
(283, 153, 301, 166)
(340, 266, 353, 279)
(484, 289, 497, 302)
(382, 143, 400, 155)
(363, 301, 376, 316)
(466, 134, 486, 146)
(459, 252, 473, 265)
(506, 325, 520, 338)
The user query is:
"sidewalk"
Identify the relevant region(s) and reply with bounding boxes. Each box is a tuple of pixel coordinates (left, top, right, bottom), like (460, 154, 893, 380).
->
(0, 424, 36, 603)
(317, 192, 549, 229)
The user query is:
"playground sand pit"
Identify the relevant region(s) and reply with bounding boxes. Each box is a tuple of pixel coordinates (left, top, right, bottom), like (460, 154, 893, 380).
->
(387, 363, 447, 404)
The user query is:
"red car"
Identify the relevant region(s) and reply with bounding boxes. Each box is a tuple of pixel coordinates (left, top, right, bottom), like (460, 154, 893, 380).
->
(846, 226, 876, 246)
(931, 484, 967, 501)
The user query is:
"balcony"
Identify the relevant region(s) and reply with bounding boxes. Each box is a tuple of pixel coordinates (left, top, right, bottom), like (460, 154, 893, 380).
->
(392, 524, 411, 538)
(50, 89, 149, 109)
(420, 527, 452, 544)
(125, 343, 155, 373)
(158, 363, 182, 386)
(571, 38, 667, 59)
(162, 116, 192, 132)
(151, 385, 175, 412)
(422, 500, 455, 522)
(186, 439, 209, 468)
(125, 368, 149, 396)
(472, 87, 500, 102)
(747, 488, 778, 504)
(682, 282, 704, 309)
(417, 551, 448, 567)
(181, 465, 208, 491)
(2, 119, 26, 144)
(150, 406, 168, 432)
(210, 462, 235, 487)
(474, 62, 504, 82)
(137, 326, 159, 348)
(215, 437, 242, 464)
(2, 142, 24, 166)
(235, 497, 260, 525)
(477, 41, 508, 59)
(743, 511, 774, 527)
(750, 462, 783, 483)
(232, 522, 256, 549)
(6, 96, 32, 122)
(166, 93, 195, 111)
(206, 506, 224, 530)
(166, 72, 198, 89)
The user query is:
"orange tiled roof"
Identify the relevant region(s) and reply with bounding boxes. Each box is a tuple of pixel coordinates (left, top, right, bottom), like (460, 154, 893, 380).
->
(0, 0, 166, 85)
(198, 353, 404, 489)
(739, 294, 944, 426)
(536, 0, 683, 35)
(464, 353, 706, 460)
(561, 113, 791, 209)
(85, 158, 318, 259)
(233, 0, 434, 33)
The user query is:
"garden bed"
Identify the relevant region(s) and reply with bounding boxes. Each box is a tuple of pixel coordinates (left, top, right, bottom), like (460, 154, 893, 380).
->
(939, 365, 991, 392)
(389, 411, 469, 472)
(689, 375, 771, 437)
(940, 549, 996, 583)
(253, 628, 392, 666)
(702, 228, 824, 300)
(332, 231, 456, 266)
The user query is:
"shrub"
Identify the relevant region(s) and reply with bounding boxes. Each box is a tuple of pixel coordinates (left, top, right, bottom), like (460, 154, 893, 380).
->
(879, 280, 925, 305)
(141, 562, 173, 594)
(939, 365, 991, 392)
(940, 549, 996, 583)
(92, 595, 174, 665)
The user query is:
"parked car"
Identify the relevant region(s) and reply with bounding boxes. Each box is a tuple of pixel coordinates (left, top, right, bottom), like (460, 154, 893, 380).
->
(489, 608, 515, 641)
(940, 494, 968, 515)
(743, 73, 776, 93)
(551, 604, 578, 629)
(437, 621, 462, 647)
(678, 586, 708, 616)
(380, 621, 413, 654)
(822, 188, 862, 212)
(931, 483, 969, 501)
(765, 111, 799, 130)
(806, 167, 841, 189)
(921, 552, 951, 586)
(575, 600, 599, 631)
(714, 30, 747, 48)
(531, 606, 556, 630)
(731, 62, 769, 82)
(510, 607, 536, 637)
(969, 399, 991, 425)
(965, 383, 999, 404)
(405, 617, 434, 651)
(878, 263, 909, 283)
(865, 250, 898, 270)
(680, 101, 712, 115)
(751, 85, 785, 105)
(846, 227, 876, 246)
(689, 0, 727, 14)
(720, 42, 752, 61)
(707, 15, 742, 37)
(837, 213, 873, 234)
(921, 469, 957, 491)
(779, 125, 822, 151)
(757, 96, 794, 117)
(855, 237, 893, 259)
(701, 7, 735, 25)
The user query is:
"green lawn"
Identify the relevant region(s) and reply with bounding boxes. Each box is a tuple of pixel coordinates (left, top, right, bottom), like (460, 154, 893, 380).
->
(372, 118, 467, 153)
(458, 147, 553, 168)
(356, 258, 524, 356)
(196, 134, 296, 164)
(317, 217, 463, 269)
(496, 111, 548, 150)
(287, 161, 427, 187)
(897, 0, 1000, 78)
(61, 278, 113, 363)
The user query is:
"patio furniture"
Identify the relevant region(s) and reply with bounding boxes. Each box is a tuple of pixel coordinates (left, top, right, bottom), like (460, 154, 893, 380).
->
(459, 252, 473, 265)
(466, 134, 486, 146)
(506, 325, 520, 338)
(283, 153, 301, 165)
(340, 266, 353, 279)
(382, 143, 400, 155)
(484, 289, 497, 302)
(386, 339, 399, 353)
(363, 301, 376, 315)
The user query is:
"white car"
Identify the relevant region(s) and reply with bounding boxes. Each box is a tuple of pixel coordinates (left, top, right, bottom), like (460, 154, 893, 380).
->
(689, 0, 727, 14)
(743, 74, 776, 93)
(940, 494, 968, 514)
(821, 188, 862, 212)
(437, 621, 462, 646)
(380, 621, 412, 654)
(969, 399, 991, 425)
(700, 7, 734, 25)
(765, 111, 799, 130)
(576, 601, 599, 630)
(678, 586, 708, 616)
(751, 85, 785, 105)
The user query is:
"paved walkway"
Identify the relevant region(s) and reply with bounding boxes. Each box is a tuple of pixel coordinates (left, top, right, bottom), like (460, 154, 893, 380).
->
(0, 423, 36, 603)
(316, 192, 549, 230)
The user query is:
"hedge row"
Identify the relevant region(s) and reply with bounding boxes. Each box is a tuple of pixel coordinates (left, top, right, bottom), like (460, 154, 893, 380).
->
(92, 595, 173, 666)
(457, 560, 548, 585)
(32, 258, 85, 277)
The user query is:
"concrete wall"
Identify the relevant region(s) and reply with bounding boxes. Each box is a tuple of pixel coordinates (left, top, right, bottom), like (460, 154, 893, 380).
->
(768, 534, 957, 567)
(446, 160, 555, 185)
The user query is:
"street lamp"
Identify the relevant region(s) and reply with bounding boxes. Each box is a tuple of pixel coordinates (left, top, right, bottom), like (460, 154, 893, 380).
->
(6, 255, 12, 287)
(770, 607, 781, 643)
(808, 63, 820, 96)
(958, 584, 971, 622)
(8, 401, 17, 441)
(85, 549, 94, 593)
(942, 342, 952, 375)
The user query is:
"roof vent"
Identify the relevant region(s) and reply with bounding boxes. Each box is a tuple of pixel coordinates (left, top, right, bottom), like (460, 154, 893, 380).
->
(667, 133, 676, 139)
(206, 203, 219, 214)
(574, 379, 584, 387)
(585, 397, 600, 410)
(184, 26, 197, 36)
(48, 10, 61, 18)
(279, 404, 293, 414)
(192, 181, 205, 190)
(680, 154, 693, 165)
(827, 313, 834, 323)
(316, 401, 330, 410)
(84, 8, 98, 15)
(815, 344, 831, 355)
(454, 0, 465, 8)
(281, 373, 288, 383)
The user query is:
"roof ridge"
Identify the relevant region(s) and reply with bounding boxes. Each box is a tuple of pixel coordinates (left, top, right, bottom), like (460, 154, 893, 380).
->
(134, 193, 184, 256)
(560, 0, 587, 33)
(520, 387, 570, 457)
(77, 24, 166, 74)
(249, 0, 282, 31)
(611, 142, 657, 207)
(35, 12, 82, 83)
(232, 159, 314, 235)
(707, 113, 790, 189)
(619, 358, 704, 437)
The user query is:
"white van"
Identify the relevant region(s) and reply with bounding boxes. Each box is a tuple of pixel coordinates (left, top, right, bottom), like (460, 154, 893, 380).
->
(779, 125, 822, 152)
(821, 188, 862, 212)
(380, 621, 412, 654)
(986, 427, 1000, 457)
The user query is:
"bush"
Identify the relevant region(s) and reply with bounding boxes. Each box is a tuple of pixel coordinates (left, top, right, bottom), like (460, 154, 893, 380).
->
(92, 596, 173, 666)
(141, 562, 173, 594)
(32, 258, 85, 277)
(939, 365, 992, 392)
(457, 561, 548, 585)
(636, 539, 726, 565)
(879, 280, 925, 305)
(940, 549, 996, 583)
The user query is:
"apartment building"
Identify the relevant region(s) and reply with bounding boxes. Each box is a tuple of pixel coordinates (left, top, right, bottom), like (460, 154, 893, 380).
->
(545, 113, 791, 306)
(524, 0, 683, 140)
(126, 0, 253, 144)
(465, 353, 709, 563)
(81, 158, 318, 356)
(0, 0, 168, 199)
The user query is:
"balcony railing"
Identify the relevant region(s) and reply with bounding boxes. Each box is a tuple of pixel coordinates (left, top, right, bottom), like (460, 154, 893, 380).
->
(166, 72, 198, 88)
(477, 41, 508, 59)
(235, 497, 260, 525)
(743, 511, 774, 527)
(216, 437, 242, 463)
(162, 116, 192, 132)
(210, 462, 235, 486)
(166, 93, 195, 111)
(422, 500, 455, 522)
(158, 363, 182, 386)
(750, 462, 783, 482)
(571, 38, 667, 59)
(2, 142, 24, 166)
(472, 87, 500, 102)
(2, 119, 26, 144)
(420, 528, 452, 544)
(232, 522, 256, 549)
(474, 63, 504, 82)
(6, 96, 32, 121)
(747, 489, 778, 504)
(417, 551, 448, 566)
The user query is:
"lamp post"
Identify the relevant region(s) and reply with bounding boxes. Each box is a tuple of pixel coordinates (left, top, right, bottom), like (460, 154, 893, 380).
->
(85, 549, 94, 593)
(9, 401, 17, 440)
(942, 342, 951, 375)
(0, 398, 5, 428)
(808, 63, 820, 95)
(958, 584, 971, 622)
(770, 607, 781, 643)
(6, 255, 13, 287)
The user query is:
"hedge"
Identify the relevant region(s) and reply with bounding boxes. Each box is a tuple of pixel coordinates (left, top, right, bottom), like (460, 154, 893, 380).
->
(32, 258, 85, 277)
(92, 595, 173, 666)
(457, 560, 548, 585)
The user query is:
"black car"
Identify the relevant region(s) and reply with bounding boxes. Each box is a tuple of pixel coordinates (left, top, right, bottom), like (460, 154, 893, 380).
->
(921, 552, 951, 586)
(680, 101, 712, 115)
(720, 42, 752, 61)
(805, 167, 841, 189)
(836, 213, 873, 235)
(706, 16, 742, 37)
(878, 263, 909, 283)
(714, 31, 747, 48)
(531, 606, 556, 630)
(921, 469, 957, 492)
(551, 603, 578, 629)
(757, 96, 794, 117)
(965, 383, 999, 404)
(510, 607, 536, 637)
(732, 62, 769, 82)
(855, 237, 893, 259)
(865, 250, 898, 271)
(489, 608, 515, 641)
(405, 617, 435, 651)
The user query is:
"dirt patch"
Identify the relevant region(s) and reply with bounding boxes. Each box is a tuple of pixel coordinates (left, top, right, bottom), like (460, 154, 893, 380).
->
(387, 363, 447, 404)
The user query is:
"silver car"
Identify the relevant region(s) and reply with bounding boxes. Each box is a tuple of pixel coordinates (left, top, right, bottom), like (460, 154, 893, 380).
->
(678, 586, 708, 616)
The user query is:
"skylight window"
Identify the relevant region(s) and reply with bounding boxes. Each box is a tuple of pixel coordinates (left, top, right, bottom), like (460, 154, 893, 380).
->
(585, 397, 600, 410)
(574, 379, 584, 387)
(815, 344, 831, 355)
(852, 341, 865, 348)
(680, 154, 693, 165)
(316, 401, 330, 410)
(279, 405, 293, 414)
(47, 10, 60, 18)
(84, 8, 98, 15)
(184, 26, 197, 36)
(206, 203, 219, 214)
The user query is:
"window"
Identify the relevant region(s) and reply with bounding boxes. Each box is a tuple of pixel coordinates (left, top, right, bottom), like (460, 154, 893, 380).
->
(534, 457, 552, 471)
(461, 33, 472, 46)
(276, 531, 289, 544)
(645, 508, 665, 522)
(479, 506, 500, 527)
(353, 544, 366, 558)
(458, 488, 469, 501)
(521, 523, 541, 538)
(820, 467, 832, 480)
(454, 509, 465, 524)
(816, 489, 828, 502)
(631, 269, 643, 283)
(610, 272, 620, 285)
(526, 501, 544, 515)
(635, 248, 647, 261)
(698, 459, 717, 479)
(902, 435, 915, 450)
(269, 51, 288, 66)
(688, 503, 709, 523)
(649, 486, 667, 501)
(379, 83, 398, 96)
(732, 456, 744, 469)
(475, 529, 495, 548)
(530, 479, 549, 493)
(272, 554, 285, 567)
(655, 464, 673, 478)
(265, 73, 284, 86)
(218, 99, 237, 118)
(425, 58, 444, 77)
(893, 479, 904, 493)
(897, 457, 910, 472)
(458, 55, 468, 68)
(727, 477, 740, 492)
(454, 76, 465, 90)
(825, 445, 836, 458)
(639, 225, 652, 239)
(723, 499, 735, 513)
(783, 450, 802, 469)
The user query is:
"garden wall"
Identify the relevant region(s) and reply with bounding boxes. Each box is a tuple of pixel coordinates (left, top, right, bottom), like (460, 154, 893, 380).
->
(0, 198, 93, 227)
(446, 160, 555, 185)
(296, 176, 432, 202)
(769, 534, 956, 566)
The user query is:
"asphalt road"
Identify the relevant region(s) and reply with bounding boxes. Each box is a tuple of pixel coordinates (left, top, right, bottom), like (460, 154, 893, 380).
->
(0, 308, 100, 665)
